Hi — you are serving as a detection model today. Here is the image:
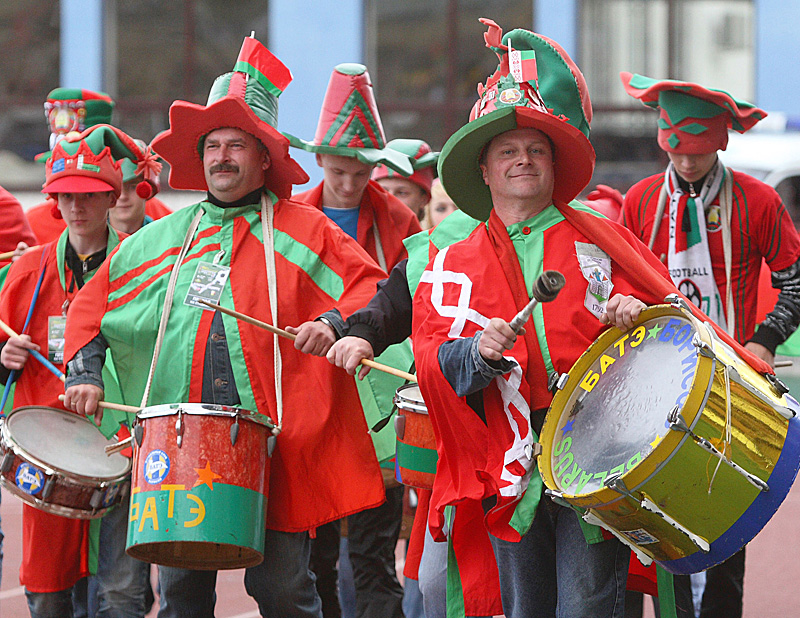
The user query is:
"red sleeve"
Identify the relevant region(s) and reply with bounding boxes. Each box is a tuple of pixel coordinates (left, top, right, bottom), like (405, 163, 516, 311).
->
(743, 176, 800, 272)
(64, 254, 113, 364)
(0, 186, 37, 255)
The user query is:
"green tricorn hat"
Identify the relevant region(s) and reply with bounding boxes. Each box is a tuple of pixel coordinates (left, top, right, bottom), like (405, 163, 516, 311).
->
(438, 18, 595, 221)
(621, 72, 767, 154)
(284, 63, 414, 176)
(35, 88, 115, 162)
(151, 36, 309, 199)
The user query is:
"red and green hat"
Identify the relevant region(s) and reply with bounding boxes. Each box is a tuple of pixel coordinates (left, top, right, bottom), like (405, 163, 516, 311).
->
(284, 64, 414, 176)
(35, 88, 115, 162)
(371, 139, 438, 197)
(43, 124, 160, 200)
(620, 72, 767, 154)
(150, 36, 309, 199)
(120, 138, 163, 199)
(438, 18, 595, 221)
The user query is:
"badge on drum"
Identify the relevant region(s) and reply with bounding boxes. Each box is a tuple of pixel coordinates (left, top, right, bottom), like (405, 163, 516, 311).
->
(15, 463, 45, 495)
(184, 262, 231, 310)
(48, 315, 67, 363)
(575, 242, 613, 319)
(144, 449, 170, 485)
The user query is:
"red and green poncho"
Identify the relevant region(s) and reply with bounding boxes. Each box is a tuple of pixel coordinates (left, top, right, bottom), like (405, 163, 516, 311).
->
(65, 197, 389, 532)
(411, 204, 676, 543)
(623, 169, 800, 344)
(294, 179, 422, 272)
(0, 226, 121, 593)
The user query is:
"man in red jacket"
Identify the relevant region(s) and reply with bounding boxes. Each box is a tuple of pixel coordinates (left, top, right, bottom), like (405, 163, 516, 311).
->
(287, 63, 420, 618)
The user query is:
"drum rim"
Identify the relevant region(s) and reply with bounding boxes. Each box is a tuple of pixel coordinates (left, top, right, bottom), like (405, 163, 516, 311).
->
(394, 384, 428, 414)
(137, 402, 275, 428)
(539, 303, 714, 504)
(0, 475, 121, 519)
(2, 407, 133, 481)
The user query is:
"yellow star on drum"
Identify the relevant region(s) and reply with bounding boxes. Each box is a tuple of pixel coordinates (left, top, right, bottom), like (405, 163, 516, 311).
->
(650, 434, 663, 449)
(193, 461, 223, 490)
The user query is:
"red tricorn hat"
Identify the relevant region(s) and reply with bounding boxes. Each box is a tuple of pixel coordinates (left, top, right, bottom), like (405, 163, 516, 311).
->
(150, 36, 308, 199)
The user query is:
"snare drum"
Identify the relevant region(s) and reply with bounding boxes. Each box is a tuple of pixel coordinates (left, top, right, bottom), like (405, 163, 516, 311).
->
(539, 303, 800, 574)
(0, 406, 131, 519)
(394, 384, 437, 489)
(126, 402, 273, 570)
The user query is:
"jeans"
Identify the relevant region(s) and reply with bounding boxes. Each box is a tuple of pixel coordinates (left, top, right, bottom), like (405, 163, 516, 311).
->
(418, 524, 447, 618)
(488, 496, 629, 618)
(26, 588, 75, 618)
(402, 577, 424, 618)
(158, 529, 322, 618)
(347, 484, 405, 618)
(310, 520, 343, 617)
(96, 494, 150, 617)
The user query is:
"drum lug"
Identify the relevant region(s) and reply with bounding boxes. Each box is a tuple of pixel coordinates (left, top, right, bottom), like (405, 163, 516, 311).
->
(1, 450, 14, 474)
(394, 413, 406, 441)
(267, 435, 277, 458)
(548, 372, 568, 393)
(175, 409, 184, 448)
(42, 476, 56, 501)
(90, 488, 104, 510)
(693, 334, 716, 359)
(665, 293, 693, 314)
(133, 424, 144, 448)
(230, 420, 240, 447)
(766, 372, 790, 397)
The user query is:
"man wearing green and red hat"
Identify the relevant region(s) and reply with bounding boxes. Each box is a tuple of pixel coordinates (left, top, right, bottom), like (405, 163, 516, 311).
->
(26, 88, 172, 245)
(620, 73, 800, 618)
(372, 139, 438, 222)
(0, 124, 155, 618)
(410, 19, 721, 617)
(62, 37, 390, 618)
(288, 63, 423, 618)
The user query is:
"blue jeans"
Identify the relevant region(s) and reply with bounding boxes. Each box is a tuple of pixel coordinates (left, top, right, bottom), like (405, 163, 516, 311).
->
(488, 497, 629, 618)
(418, 524, 447, 618)
(158, 529, 322, 618)
(26, 588, 75, 618)
(96, 494, 150, 617)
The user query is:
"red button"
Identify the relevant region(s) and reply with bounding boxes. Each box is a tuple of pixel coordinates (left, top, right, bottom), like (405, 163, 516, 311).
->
(522, 226, 531, 235)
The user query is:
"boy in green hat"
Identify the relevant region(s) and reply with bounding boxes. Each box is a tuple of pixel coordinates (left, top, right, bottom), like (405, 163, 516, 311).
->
(0, 123, 155, 618)
(372, 138, 438, 222)
(63, 37, 390, 618)
(620, 73, 800, 618)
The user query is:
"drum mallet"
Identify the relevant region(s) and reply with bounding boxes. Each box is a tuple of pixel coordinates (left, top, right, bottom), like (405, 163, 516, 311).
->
(199, 300, 418, 383)
(508, 271, 566, 333)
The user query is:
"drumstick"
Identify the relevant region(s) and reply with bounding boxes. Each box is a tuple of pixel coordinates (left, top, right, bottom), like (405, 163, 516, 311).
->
(509, 270, 566, 333)
(775, 360, 793, 368)
(199, 300, 418, 383)
(0, 245, 39, 261)
(0, 317, 66, 382)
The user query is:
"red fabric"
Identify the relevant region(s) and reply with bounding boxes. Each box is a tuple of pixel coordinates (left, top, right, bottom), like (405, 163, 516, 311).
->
(26, 197, 172, 245)
(627, 558, 659, 596)
(412, 205, 669, 542)
(622, 170, 800, 351)
(0, 186, 36, 265)
(0, 243, 90, 592)
(757, 260, 779, 323)
(294, 180, 422, 271)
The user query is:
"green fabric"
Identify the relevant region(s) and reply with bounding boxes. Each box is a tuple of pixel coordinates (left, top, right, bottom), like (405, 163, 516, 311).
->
(54, 125, 139, 162)
(656, 565, 679, 618)
(507, 472, 543, 536)
(444, 505, 467, 618)
(285, 133, 415, 177)
(403, 209, 482, 296)
(354, 340, 414, 462)
(88, 517, 101, 575)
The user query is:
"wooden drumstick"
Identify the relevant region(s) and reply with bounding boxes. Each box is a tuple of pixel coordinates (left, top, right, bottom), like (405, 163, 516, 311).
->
(0, 245, 39, 261)
(199, 300, 417, 383)
(775, 360, 793, 368)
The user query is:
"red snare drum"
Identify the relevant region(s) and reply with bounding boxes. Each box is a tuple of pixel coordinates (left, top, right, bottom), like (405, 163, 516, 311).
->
(127, 403, 273, 570)
(394, 385, 437, 489)
(0, 406, 131, 519)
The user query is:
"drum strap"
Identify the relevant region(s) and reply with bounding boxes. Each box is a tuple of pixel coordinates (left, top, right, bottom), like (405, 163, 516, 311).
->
(140, 210, 204, 408)
(260, 194, 283, 435)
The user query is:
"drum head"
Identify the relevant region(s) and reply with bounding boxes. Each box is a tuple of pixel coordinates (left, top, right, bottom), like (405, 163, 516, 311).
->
(7, 407, 130, 479)
(547, 310, 704, 496)
(394, 384, 427, 414)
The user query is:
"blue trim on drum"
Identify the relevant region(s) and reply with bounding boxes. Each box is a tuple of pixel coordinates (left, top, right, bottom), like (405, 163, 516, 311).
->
(660, 414, 800, 574)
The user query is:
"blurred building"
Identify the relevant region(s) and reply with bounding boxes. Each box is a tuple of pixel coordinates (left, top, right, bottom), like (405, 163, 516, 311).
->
(0, 0, 797, 194)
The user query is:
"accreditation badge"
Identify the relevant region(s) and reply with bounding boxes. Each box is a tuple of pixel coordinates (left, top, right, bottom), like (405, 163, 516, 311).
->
(575, 242, 613, 319)
(48, 315, 67, 363)
(184, 262, 231, 310)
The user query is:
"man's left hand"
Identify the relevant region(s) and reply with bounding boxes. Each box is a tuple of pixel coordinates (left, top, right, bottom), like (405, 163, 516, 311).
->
(286, 321, 336, 356)
(600, 294, 647, 330)
(744, 341, 775, 370)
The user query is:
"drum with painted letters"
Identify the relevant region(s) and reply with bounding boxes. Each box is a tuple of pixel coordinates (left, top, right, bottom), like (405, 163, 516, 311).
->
(539, 302, 800, 574)
(126, 402, 273, 570)
(0, 406, 130, 519)
(394, 384, 437, 489)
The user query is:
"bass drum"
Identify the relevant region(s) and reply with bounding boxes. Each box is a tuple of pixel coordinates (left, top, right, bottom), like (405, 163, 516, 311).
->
(538, 303, 800, 574)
